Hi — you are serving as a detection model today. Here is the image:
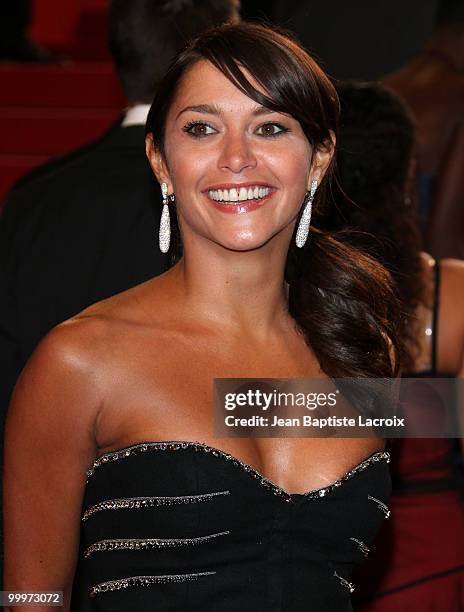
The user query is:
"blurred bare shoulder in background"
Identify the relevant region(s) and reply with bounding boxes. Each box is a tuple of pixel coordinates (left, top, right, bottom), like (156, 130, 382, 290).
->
(384, 0, 464, 259)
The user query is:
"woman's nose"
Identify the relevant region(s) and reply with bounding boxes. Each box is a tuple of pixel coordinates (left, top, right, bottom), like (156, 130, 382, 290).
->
(217, 132, 257, 173)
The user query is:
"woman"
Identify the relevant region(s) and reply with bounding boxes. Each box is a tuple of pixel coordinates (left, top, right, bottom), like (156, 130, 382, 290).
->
(4, 24, 399, 611)
(320, 80, 464, 610)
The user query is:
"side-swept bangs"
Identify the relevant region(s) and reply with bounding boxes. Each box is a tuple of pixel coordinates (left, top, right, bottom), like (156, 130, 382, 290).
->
(146, 22, 339, 160)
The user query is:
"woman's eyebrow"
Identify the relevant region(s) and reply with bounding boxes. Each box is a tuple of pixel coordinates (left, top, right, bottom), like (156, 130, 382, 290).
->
(175, 103, 278, 120)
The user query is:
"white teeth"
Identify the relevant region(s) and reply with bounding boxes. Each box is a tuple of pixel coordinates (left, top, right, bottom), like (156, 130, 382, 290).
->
(239, 187, 248, 200)
(207, 186, 271, 203)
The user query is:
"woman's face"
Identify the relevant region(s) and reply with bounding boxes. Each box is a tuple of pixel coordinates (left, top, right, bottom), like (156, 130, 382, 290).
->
(148, 60, 333, 252)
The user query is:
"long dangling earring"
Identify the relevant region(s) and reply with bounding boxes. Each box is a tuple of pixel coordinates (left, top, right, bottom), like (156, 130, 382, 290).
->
(295, 179, 317, 248)
(159, 182, 171, 253)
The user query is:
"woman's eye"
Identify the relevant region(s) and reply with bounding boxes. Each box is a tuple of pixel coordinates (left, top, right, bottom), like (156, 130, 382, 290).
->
(183, 121, 217, 138)
(256, 123, 289, 137)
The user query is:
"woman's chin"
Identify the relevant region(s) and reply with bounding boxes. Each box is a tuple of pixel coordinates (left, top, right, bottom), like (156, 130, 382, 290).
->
(215, 232, 276, 253)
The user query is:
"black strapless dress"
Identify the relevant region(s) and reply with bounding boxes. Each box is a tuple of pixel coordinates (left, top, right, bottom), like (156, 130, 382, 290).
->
(79, 441, 391, 611)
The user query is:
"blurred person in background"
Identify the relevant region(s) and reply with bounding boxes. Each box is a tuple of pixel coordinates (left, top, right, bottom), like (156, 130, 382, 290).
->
(320, 80, 464, 610)
(0, 1, 55, 62)
(384, 0, 464, 259)
(273, 0, 437, 81)
(0, 0, 240, 600)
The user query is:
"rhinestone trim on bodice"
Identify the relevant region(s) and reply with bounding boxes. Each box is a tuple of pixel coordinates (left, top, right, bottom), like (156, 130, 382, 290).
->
(82, 490, 230, 521)
(84, 530, 230, 559)
(333, 571, 355, 593)
(349, 537, 370, 558)
(86, 440, 390, 503)
(367, 494, 391, 518)
(89, 571, 216, 598)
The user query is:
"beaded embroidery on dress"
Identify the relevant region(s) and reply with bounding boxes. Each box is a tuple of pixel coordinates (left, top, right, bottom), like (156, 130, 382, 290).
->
(78, 440, 391, 611)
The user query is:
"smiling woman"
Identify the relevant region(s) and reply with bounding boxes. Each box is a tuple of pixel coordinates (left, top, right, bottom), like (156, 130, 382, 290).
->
(179, 95, 295, 216)
(147, 59, 316, 250)
(4, 22, 401, 612)
(145, 22, 401, 379)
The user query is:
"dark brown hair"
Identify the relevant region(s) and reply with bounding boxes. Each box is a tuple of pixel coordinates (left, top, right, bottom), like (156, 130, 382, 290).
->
(319, 81, 423, 372)
(146, 22, 402, 378)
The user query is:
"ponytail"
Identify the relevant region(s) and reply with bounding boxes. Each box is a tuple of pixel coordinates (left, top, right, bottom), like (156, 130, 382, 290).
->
(286, 227, 402, 378)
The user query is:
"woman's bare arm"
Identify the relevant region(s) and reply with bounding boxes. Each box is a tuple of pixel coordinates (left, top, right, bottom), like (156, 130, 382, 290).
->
(436, 259, 464, 455)
(3, 318, 103, 611)
(437, 258, 464, 376)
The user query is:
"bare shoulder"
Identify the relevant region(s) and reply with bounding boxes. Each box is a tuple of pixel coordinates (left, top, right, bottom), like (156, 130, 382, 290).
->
(9, 280, 156, 419)
(4, 283, 161, 484)
(9, 270, 179, 442)
(38, 272, 175, 377)
(22, 298, 131, 391)
(7, 317, 105, 450)
(440, 259, 464, 316)
(441, 258, 464, 299)
(436, 258, 464, 374)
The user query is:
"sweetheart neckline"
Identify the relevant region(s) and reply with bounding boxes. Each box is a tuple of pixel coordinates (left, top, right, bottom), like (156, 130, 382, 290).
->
(87, 440, 390, 502)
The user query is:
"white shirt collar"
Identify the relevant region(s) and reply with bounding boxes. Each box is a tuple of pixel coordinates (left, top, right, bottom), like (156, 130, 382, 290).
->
(121, 104, 151, 128)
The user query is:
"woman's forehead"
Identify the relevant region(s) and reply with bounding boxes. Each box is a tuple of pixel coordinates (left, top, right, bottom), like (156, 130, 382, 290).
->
(168, 59, 272, 119)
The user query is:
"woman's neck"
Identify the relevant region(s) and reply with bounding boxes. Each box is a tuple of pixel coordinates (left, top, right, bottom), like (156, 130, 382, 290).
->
(164, 241, 293, 340)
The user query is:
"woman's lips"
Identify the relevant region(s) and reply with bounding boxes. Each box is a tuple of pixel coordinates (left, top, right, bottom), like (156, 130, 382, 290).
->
(204, 190, 275, 214)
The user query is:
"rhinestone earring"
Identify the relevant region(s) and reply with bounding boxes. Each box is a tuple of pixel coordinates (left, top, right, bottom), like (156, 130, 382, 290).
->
(159, 182, 171, 253)
(295, 179, 317, 248)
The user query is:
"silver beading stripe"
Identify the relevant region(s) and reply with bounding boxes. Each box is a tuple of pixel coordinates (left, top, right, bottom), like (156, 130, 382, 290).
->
(82, 490, 230, 521)
(86, 440, 390, 503)
(84, 530, 230, 558)
(333, 571, 355, 593)
(89, 571, 216, 598)
(349, 537, 370, 557)
(367, 494, 391, 518)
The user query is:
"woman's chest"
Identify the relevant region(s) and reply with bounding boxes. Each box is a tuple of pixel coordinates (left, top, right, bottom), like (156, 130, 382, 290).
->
(96, 335, 321, 447)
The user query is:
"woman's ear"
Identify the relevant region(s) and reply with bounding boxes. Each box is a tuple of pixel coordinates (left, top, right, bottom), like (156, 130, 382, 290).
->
(309, 130, 336, 187)
(145, 133, 172, 190)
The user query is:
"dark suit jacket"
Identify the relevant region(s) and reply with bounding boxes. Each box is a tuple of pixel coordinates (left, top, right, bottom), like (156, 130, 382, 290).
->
(0, 122, 169, 409)
(0, 123, 170, 605)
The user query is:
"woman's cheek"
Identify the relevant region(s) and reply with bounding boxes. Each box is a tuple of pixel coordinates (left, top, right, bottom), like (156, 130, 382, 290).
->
(266, 148, 310, 184)
(170, 141, 212, 176)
